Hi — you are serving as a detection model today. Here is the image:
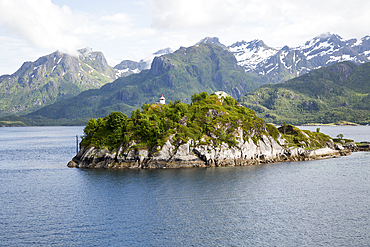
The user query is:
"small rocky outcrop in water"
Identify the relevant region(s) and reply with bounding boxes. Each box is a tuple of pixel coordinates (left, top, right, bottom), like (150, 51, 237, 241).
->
(68, 91, 354, 169)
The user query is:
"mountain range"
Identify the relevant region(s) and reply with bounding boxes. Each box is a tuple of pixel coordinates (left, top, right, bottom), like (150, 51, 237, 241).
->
(116, 33, 370, 84)
(0, 47, 175, 117)
(1, 32, 370, 126)
(196, 33, 370, 84)
(238, 61, 370, 125)
(23, 43, 260, 125)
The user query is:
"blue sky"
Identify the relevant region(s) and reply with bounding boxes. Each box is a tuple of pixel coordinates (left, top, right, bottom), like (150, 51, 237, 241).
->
(0, 0, 369, 75)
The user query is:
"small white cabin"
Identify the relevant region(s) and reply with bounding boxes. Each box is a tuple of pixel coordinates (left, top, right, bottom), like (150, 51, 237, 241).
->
(159, 94, 165, 104)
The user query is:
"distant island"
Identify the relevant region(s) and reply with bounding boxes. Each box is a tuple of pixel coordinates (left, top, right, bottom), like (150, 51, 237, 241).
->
(68, 92, 369, 169)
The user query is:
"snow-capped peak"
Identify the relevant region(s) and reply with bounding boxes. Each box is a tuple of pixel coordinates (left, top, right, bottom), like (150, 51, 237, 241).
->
(229, 33, 370, 83)
(229, 39, 278, 72)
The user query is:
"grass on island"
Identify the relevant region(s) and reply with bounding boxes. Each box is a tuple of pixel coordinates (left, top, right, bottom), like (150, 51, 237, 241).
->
(0, 121, 26, 127)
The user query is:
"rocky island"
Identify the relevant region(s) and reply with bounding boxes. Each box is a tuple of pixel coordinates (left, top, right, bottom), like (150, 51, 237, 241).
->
(68, 91, 361, 169)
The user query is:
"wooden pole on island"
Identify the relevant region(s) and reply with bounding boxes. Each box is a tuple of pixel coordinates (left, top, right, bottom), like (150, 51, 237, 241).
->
(76, 135, 79, 155)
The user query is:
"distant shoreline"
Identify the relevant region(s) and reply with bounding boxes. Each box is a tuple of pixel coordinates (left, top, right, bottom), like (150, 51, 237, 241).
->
(1, 121, 369, 128)
(301, 122, 361, 126)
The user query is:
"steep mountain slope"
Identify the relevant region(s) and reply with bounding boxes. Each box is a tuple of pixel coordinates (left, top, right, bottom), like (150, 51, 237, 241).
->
(0, 48, 116, 117)
(238, 61, 370, 124)
(114, 48, 173, 77)
(229, 33, 370, 84)
(25, 43, 263, 125)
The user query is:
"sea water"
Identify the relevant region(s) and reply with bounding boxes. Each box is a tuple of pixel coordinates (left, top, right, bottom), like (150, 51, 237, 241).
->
(0, 126, 369, 246)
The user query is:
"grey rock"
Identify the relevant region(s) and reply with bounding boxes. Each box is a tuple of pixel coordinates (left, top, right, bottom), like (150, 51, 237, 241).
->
(68, 124, 351, 169)
(334, 143, 345, 150)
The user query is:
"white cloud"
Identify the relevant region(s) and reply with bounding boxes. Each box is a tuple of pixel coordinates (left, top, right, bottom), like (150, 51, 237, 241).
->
(228, 0, 370, 47)
(0, 0, 159, 74)
(146, 0, 370, 48)
(93, 13, 155, 41)
(0, 36, 47, 75)
(148, 0, 237, 29)
(101, 13, 131, 24)
(0, 0, 154, 55)
(0, 0, 80, 54)
(1, 0, 370, 75)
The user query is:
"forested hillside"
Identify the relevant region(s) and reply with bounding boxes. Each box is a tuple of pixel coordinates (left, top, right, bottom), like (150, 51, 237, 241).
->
(238, 62, 370, 124)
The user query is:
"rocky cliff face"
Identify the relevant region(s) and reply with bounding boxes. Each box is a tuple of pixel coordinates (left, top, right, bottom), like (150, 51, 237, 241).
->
(68, 129, 346, 169)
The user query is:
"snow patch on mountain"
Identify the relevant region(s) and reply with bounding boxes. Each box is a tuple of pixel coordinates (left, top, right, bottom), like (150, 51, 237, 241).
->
(229, 40, 277, 72)
(114, 48, 173, 77)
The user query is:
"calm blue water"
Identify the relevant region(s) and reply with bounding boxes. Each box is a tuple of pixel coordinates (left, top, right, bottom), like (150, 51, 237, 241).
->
(1, 126, 370, 246)
(297, 125, 370, 142)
